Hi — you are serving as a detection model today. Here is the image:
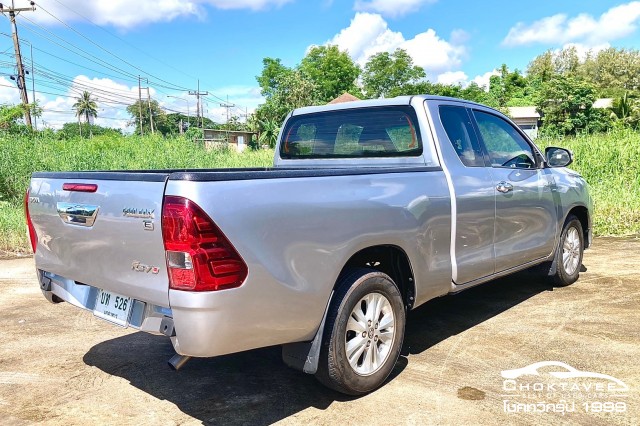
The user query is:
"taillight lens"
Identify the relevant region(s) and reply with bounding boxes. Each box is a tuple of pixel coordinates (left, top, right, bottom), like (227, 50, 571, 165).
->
(24, 189, 37, 253)
(161, 196, 247, 291)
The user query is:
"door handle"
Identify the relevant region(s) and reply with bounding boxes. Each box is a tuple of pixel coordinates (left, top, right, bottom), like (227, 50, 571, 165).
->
(496, 181, 513, 193)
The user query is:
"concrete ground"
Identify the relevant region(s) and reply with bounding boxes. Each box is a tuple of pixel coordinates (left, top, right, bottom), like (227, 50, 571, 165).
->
(0, 237, 638, 425)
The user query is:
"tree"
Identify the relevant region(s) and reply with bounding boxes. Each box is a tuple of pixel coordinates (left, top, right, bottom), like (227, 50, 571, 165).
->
(362, 48, 426, 98)
(254, 69, 319, 129)
(73, 91, 98, 138)
(299, 45, 361, 102)
(534, 75, 609, 136)
(256, 57, 293, 98)
(258, 118, 280, 148)
(126, 99, 167, 136)
(583, 47, 640, 97)
(487, 64, 531, 107)
(610, 92, 640, 129)
(0, 104, 26, 130)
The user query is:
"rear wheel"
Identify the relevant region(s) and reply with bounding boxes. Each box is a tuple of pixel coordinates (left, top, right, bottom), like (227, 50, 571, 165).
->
(551, 215, 584, 286)
(315, 268, 405, 395)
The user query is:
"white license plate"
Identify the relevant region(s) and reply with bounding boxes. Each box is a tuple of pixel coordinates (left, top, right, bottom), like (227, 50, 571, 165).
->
(93, 288, 133, 327)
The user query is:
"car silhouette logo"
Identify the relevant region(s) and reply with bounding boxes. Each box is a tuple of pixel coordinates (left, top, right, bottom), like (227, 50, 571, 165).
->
(502, 361, 628, 392)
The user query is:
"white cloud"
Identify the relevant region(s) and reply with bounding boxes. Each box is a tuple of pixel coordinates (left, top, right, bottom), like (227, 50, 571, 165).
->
(503, 1, 640, 47)
(329, 12, 467, 78)
(8, 73, 261, 130)
(436, 71, 467, 86)
(0, 77, 22, 105)
(471, 70, 499, 90)
(37, 75, 148, 131)
(354, 0, 436, 18)
(22, 0, 292, 29)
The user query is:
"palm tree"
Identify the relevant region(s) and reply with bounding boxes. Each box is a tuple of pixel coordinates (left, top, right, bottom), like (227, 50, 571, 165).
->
(73, 91, 98, 138)
(258, 119, 280, 148)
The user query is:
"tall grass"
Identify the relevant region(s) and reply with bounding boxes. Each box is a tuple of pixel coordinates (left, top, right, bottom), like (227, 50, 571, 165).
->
(535, 128, 640, 236)
(1, 130, 638, 254)
(0, 133, 273, 254)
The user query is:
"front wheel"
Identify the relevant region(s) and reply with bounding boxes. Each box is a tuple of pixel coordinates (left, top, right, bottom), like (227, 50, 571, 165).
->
(552, 215, 584, 286)
(315, 268, 405, 395)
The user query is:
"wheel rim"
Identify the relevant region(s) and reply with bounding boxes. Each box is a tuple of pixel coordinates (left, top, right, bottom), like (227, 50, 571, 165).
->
(562, 227, 581, 276)
(345, 292, 395, 376)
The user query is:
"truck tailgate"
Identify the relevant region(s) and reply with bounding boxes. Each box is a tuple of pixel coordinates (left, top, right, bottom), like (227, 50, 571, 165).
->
(28, 173, 170, 307)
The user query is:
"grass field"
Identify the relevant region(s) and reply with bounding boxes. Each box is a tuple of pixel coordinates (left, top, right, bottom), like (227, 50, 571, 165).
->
(1, 130, 639, 255)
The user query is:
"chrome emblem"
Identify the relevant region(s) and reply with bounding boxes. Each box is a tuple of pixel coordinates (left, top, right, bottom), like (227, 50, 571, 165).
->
(57, 202, 99, 227)
(132, 261, 160, 274)
(29, 196, 40, 204)
(123, 207, 155, 219)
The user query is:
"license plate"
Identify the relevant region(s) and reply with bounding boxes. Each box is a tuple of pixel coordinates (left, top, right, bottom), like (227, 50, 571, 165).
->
(93, 289, 133, 327)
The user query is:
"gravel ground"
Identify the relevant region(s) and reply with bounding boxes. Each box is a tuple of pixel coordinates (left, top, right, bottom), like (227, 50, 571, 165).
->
(0, 237, 638, 425)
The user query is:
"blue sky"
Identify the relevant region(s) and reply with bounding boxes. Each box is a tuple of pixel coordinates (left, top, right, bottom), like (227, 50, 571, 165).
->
(1, 0, 639, 131)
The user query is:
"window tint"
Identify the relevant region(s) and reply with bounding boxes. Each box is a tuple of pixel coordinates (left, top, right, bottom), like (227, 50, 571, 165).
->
(280, 106, 422, 159)
(438, 105, 485, 167)
(473, 110, 536, 169)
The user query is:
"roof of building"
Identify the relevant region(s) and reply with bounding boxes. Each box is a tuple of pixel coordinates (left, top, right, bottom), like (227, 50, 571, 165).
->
(328, 92, 361, 104)
(508, 106, 540, 119)
(593, 98, 613, 109)
(203, 129, 256, 134)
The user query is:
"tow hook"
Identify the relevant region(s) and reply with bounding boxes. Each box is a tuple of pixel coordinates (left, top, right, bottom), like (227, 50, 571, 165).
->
(168, 354, 192, 371)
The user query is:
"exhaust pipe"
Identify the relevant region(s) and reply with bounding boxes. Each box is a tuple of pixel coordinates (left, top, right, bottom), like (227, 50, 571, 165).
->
(168, 354, 192, 371)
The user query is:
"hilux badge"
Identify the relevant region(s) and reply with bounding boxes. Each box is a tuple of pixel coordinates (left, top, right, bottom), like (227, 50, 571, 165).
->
(123, 207, 155, 219)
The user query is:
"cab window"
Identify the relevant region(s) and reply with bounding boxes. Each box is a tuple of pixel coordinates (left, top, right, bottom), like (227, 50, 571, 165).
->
(280, 106, 422, 159)
(473, 110, 536, 169)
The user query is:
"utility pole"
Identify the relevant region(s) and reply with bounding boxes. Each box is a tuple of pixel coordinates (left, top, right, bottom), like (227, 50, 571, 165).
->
(1, 1, 36, 129)
(30, 43, 35, 130)
(188, 80, 208, 128)
(138, 75, 143, 136)
(146, 85, 155, 134)
(220, 97, 235, 122)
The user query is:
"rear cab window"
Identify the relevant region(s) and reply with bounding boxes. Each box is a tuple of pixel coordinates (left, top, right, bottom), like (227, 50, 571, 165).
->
(280, 106, 423, 160)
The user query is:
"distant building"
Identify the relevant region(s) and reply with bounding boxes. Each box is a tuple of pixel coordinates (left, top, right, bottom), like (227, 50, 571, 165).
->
(507, 99, 614, 139)
(201, 129, 257, 152)
(328, 93, 360, 104)
(507, 106, 540, 139)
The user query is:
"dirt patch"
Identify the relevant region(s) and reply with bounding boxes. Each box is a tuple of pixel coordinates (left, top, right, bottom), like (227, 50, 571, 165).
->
(0, 238, 638, 425)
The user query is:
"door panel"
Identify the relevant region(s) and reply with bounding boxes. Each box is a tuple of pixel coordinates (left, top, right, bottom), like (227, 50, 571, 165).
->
(472, 110, 556, 272)
(435, 104, 495, 284)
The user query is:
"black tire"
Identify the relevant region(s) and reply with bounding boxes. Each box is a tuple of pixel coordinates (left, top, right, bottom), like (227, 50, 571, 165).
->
(315, 268, 405, 395)
(551, 215, 584, 286)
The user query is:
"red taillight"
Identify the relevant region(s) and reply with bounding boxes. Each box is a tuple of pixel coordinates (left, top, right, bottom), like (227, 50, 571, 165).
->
(62, 183, 98, 192)
(24, 189, 37, 253)
(161, 196, 247, 291)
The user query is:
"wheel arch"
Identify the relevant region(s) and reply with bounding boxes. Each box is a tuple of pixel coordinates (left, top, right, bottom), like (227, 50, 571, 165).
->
(565, 205, 590, 249)
(337, 244, 416, 310)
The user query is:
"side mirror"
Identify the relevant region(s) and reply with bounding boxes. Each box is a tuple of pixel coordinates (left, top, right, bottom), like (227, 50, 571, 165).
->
(545, 147, 573, 168)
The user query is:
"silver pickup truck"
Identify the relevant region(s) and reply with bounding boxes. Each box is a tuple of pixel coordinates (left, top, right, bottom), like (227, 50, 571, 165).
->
(26, 95, 592, 395)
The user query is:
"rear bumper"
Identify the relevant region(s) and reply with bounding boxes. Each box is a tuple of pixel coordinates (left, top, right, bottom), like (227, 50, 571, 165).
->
(38, 269, 175, 337)
(38, 269, 314, 358)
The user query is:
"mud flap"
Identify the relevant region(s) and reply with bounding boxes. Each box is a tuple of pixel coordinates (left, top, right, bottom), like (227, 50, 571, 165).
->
(281, 291, 333, 374)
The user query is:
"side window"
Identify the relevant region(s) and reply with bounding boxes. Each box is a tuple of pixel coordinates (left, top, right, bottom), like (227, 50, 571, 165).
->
(438, 105, 485, 167)
(473, 110, 536, 169)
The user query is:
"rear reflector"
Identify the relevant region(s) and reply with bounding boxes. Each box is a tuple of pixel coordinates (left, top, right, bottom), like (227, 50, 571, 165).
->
(62, 183, 98, 192)
(162, 196, 248, 292)
(24, 189, 37, 253)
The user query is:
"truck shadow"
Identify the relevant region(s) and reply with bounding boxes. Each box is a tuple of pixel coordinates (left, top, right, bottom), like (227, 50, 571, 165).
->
(83, 270, 554, 424)
(404, 270, 554, 355)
